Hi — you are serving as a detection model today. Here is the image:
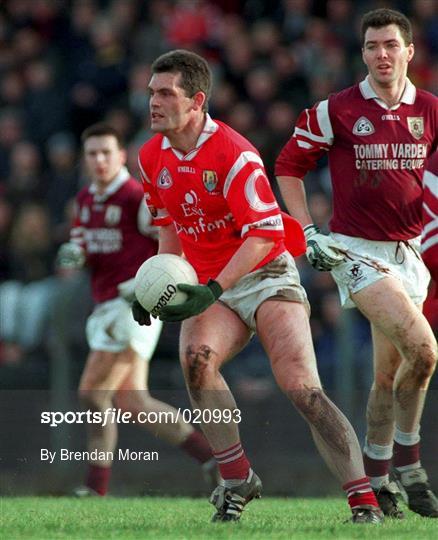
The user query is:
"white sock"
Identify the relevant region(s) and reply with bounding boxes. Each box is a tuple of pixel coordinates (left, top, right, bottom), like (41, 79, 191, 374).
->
(395, 461, 421, 472)
(369, 474, 390, 489)
(363, 439, 393, 460)
(394, 426, 420, 446)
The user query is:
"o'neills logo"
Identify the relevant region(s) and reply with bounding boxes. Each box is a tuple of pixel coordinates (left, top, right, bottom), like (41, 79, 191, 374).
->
(151, 284, 177, 316)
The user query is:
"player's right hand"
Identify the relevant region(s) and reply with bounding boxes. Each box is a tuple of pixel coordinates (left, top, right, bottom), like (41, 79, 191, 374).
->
(56, 242, 85, 269)
(131, 300, 152, 326)
(303, 224, 348, 271)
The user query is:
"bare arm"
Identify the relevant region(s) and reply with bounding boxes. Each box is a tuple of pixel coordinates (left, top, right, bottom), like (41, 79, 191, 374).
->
(277, 175, 313, 227)
(214, 236, 275, 291)
(158, 223, 183, 255)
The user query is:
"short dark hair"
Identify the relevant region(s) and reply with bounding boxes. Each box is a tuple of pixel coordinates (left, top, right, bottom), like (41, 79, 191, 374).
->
(81, 122, 124, 148)
(151, 49, 212, 112)
(361, 8, 413, 46)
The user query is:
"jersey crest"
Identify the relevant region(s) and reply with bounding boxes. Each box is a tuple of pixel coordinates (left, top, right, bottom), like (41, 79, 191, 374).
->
(202, 170, 219, 192)
(407, 117, 424, 140)
(157, 167, 173, 189)
(104, 205, 122, 225)
(353, 116, 375, 136)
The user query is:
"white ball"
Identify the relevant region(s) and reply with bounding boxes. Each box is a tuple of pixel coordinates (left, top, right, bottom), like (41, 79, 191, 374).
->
(134, 254, 198, 316)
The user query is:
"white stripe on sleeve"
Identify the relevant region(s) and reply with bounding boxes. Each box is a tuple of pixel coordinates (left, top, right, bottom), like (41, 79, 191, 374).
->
(241, 213, 283, 237)
(297, 140, 313, 149)
(223, 151, 264, 197)
(423, 170, 438, 197)
(138, 156, 150, 183)
(316, 99, 334, 143)
(422, 233, 438, 252)
(294, 127, 329, 144)
(137, 200, 158, 238)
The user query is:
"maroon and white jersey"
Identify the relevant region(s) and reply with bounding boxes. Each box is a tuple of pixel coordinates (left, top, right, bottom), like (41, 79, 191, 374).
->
(276, 77, 438, 241)
(421, 151, 438, 286)
(138, 115, 285, 283)
(70, 167, 157, 303)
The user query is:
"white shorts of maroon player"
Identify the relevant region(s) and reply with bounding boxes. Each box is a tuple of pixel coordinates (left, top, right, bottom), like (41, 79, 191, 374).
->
(86, 297, 163, 359)
(330, 233, 431, 309)
(219, 251, 309, 331)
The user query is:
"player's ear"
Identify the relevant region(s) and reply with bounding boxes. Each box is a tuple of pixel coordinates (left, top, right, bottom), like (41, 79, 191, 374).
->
(407, 43, 414, 63)
(192, 91, 206, 112)
(120, 148, 127, 164)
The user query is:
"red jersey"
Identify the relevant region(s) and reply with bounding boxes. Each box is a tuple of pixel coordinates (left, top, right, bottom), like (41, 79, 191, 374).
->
(138, 116, 286, 283)
(275, 77, 438, 241)
(421, 152, 438, 288)
(71, 168, 157, 303)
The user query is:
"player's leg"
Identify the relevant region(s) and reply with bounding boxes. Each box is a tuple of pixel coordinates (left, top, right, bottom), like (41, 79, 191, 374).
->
(352, 278, 438, 517)
(256, 299, 382, 523)
(76, 297, 149, 496)
(114, 296, 216, 480)
(114, 353, 215, 482)
(78, 349, 134, 495)
(363, 323, 405, 518)
(180, 302, 250, 457)
(116, 354, 194, 444)
(179, 302, 262, 521)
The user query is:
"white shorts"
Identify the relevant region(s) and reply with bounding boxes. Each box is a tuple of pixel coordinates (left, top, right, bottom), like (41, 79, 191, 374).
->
(220, 251, 309, 331)
(86, 297, 163, 359)
(330, 233, 430, 309)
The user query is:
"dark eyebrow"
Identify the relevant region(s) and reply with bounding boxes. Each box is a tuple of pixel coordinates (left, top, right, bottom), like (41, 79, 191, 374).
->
(365, 38, 400, 45)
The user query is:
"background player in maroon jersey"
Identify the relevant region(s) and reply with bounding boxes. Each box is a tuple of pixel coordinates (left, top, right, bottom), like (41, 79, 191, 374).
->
(57, 123, 215, 496)
(133, 49, 383, 524)
(422, 151, 438, 298)
(276, 8, 438, 518)
(421, 151, 438, 330)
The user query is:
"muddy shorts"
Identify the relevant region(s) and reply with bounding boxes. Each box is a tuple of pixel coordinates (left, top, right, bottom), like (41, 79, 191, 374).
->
(219, 251, 309, 331)
(330, 233, 430, 308)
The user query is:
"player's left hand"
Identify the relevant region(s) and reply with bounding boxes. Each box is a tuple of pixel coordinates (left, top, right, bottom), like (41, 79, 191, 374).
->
(304, 224, 348, 271)
(159, 280, 223, 322)
(131, 300, 152, 326)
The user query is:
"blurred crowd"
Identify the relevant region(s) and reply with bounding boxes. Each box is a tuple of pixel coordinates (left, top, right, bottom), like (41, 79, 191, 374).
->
(0, 0, 437, 386)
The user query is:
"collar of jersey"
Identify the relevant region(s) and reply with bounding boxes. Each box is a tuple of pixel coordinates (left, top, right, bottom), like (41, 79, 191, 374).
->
(161, 114, 219, 160)
(359, 76, 416, 109)
(89, 166, 130, 202)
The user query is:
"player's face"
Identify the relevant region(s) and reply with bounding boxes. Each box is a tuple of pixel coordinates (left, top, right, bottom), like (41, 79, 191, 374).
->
(148, 72, 196, 134)
(362, 25, 414, 88)
(83, 135, 126, 188)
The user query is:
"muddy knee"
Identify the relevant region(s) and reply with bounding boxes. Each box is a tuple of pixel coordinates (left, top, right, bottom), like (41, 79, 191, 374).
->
(375, 370, 396, 392)
(287, 387, 328, 420)
(407, 344, 437, 386)
(402, 341, 437, 381)
(181, 344, 218, 400)
(417, 346, 438, 381)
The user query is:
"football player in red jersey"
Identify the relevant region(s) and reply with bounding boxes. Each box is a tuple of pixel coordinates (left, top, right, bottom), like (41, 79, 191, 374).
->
(133, 49, 383, 524)
(276, 8, 438, 518)
(56, 123, 215, 496)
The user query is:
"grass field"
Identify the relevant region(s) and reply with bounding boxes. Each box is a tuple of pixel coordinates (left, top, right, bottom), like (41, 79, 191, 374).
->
(1, 497, 437, 539)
